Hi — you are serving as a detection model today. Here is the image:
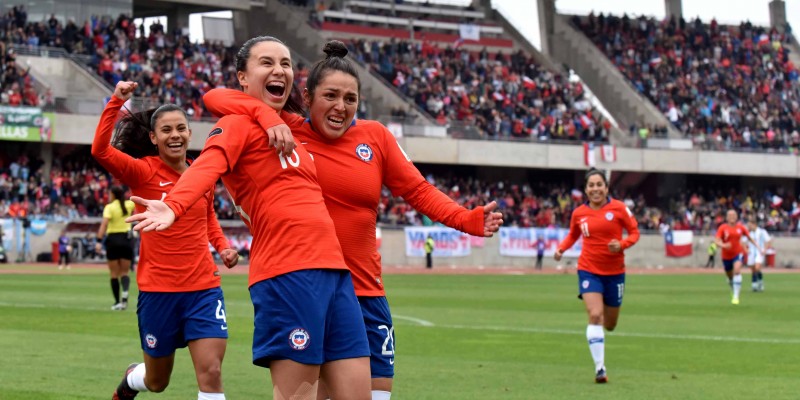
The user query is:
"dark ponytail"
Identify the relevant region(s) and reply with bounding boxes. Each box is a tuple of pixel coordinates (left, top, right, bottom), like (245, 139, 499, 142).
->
(111, 186, 128, 216)
(306, 40, 361, 97)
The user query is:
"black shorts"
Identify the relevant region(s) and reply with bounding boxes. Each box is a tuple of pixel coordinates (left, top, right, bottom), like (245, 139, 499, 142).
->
(105, 233, 133, 261)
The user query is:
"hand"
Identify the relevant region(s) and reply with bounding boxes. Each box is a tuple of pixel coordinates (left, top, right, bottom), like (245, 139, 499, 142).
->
(482, 201, 504, 237)
(608, 239, 622, 253)
(554, 249, 563, 262)
(721, 242, 732, 249)
(220, 248, 240, 269)
(125, 196, 176, 232)
(113, 81, 138, 101)
(95, 242, 103, 252)
(265, 123, 296, 157)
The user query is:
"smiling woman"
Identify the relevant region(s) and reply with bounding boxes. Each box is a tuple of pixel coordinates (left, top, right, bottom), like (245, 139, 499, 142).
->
(91, 81, 239, 400)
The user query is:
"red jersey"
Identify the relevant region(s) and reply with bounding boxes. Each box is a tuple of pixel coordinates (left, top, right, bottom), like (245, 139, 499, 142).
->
(164, 115, 348, 287)
(716, 222, 750, 260)
(202, 88, 486, 296)
(558, 198, 639, 275)
(91, 96, 228, 292)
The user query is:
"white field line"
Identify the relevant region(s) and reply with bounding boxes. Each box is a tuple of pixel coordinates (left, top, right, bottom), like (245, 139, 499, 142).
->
(394, 315, 800, 345)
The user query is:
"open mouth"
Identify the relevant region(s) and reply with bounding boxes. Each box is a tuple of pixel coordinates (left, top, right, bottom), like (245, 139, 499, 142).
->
(266, 81, 286, 97)
(327, 115, 344, 128)
(167, 142, 183, 150)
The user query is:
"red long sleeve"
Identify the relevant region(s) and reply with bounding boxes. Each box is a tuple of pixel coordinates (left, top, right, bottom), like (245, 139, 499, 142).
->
(203, 88, 304, 129)
(165, 147, 229, 218)
(91, 96, 150, 185)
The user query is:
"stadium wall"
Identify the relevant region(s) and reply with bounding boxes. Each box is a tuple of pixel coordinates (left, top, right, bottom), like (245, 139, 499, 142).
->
(48, 114, 800, 177)
(7, 224, 796, 269)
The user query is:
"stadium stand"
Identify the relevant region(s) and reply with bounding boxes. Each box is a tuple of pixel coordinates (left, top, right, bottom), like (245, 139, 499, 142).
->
(572, 13, 800, 152)
(346, 38, 613, 140)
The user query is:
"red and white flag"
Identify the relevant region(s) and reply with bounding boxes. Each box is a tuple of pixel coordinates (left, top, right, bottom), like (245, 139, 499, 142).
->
(665, 230, 693, 258)
(522, 75, 535, 89)
(601, 144, 617, 162)
(583, 142, 596, 167)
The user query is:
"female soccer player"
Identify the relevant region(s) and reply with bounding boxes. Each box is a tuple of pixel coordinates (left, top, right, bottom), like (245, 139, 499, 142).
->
(96, 185, 135, 310)
(92, 81, 239, 400)
(746, 218, 771, 292)
(200, 40, 504, 400)
(714, 210, 761, 304)
(125, 36, 372, 400)
(554, 168, 639, 384)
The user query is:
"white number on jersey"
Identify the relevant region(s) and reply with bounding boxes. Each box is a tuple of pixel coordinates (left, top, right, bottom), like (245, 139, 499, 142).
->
(580, 222, 590, 237)
(278, 149, 301, 169)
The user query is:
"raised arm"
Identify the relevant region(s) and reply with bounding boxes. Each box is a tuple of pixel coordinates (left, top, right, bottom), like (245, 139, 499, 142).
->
(91, 81, 150, 184)
(203, 88, 304, 156)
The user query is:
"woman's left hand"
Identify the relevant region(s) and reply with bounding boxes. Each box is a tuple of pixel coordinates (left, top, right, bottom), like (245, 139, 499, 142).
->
(608, 239, 622, 253)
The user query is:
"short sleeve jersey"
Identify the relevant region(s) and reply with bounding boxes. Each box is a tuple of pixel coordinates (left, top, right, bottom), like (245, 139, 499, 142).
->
(102, 200, 135, 233)
(716, 222, 750, 260)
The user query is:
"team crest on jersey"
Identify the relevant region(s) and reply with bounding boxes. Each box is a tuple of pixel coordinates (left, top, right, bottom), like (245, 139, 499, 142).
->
(605, 212, 614, 221)
(289, 328, 310, 350)
(208, 127, 223, 138)
(145, 333, 158, 349)
(582, 280, 590, 289)
(355, 143, 374, 162)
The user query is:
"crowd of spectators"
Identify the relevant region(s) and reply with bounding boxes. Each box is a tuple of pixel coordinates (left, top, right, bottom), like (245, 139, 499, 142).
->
(379, 172, 800, 234)
(0, 5, 54, 107)
(574, 13, 800, 152)
(2, 148, 799, 235)
(0, 5, 264, 118)
(345, 38, 612, 141)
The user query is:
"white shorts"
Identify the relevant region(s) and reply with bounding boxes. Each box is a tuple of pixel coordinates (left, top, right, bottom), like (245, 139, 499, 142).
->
(747, 252, 765, 266)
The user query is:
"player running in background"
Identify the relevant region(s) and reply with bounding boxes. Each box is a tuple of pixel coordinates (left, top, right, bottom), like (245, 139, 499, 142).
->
(92, 81, 239, 400)
(201, 40, 503, 400)
(746, 218, 771, 292)
(125, 36, 372, 400)
(97, 185, 135, 310)
(714, 210, 761, 305)
(554, 168, 639, 384)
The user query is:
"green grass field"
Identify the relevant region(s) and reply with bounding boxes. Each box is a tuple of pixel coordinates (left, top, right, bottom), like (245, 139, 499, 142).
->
(1, 265, 799, 399)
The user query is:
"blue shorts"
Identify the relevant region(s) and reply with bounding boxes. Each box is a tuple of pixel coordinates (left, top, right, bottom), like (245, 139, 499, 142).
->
(137, 287, 228, 358)
(577, 270, 625, 307)
(250, 269, 369, 368)
(358, 296, 395, 378)
(723, 253, 745, 272)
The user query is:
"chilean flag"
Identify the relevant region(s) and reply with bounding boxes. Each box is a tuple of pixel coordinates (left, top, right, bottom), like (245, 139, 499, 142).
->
(665, 230, 693, 257)
(583, 142, 596, 167)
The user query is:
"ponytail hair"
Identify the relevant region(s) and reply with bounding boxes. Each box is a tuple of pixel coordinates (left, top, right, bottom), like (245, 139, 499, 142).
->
(111, 186, 128, 216)
(306, 40, 361, 97)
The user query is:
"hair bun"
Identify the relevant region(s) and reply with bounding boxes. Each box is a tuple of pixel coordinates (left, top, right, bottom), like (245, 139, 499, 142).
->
(323, 40, 348, 59)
